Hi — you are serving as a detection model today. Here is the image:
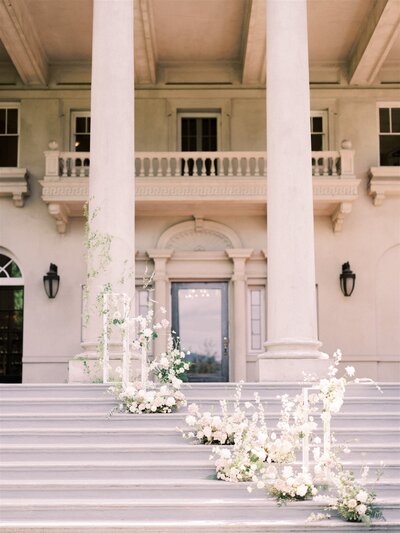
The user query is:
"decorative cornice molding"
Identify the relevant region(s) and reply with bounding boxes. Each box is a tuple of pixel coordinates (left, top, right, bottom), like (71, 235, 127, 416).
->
(39, 176, 361, 233)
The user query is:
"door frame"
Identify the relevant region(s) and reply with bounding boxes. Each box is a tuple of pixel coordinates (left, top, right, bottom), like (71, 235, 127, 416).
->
(171, 281, 229, 382)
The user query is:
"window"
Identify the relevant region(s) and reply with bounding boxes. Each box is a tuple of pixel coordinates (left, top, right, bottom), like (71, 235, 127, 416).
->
(247, 287, 266, 352)
(310, 111, 328, 151)
(379, 105, 400, 166)
(0, 105, 19, 167)
(178, 112, 220, 175)
(71, 111, 91, 152)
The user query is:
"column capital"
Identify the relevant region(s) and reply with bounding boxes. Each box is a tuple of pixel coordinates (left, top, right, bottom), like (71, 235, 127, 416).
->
(147, 249, 174, 261)
(225, 248, 253, 260)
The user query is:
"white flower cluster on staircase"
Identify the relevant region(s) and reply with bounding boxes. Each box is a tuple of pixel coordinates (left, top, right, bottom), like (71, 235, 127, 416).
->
(180, 349, 384, 525)
(104, 292, 190, 414)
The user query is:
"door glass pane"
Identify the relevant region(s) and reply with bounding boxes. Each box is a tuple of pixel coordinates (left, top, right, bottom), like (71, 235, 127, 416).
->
(178, 288, 222, 376)
(172, 283, 228, 381)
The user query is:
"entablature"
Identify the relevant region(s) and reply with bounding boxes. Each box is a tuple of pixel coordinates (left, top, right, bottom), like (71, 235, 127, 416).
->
(40, 148, 359, 233)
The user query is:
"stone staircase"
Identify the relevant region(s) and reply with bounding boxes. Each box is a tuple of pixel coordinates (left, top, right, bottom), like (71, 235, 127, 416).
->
(0, 382, 399, 532)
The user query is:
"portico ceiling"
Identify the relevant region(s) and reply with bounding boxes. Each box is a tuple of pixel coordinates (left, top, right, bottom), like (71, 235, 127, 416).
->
(0, 0, 399, 86)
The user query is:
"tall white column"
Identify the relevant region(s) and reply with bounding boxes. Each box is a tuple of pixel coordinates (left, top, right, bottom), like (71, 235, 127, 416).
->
(82, 0, 135, 358)
(226, 249, 253, 381)
(147, 250, 173, 357)
(258, 0, 328, 381)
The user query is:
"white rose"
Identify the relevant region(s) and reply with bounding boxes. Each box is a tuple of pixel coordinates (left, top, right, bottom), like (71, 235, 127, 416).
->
(203, 426, 212, 439)
(347, 499, 357, 509)
(296, 484, 308, 497)
(356, 490, 369, 503)
(356, 504, 367, 516)
(345, 365, 355, 377)
(185, 415, 196, 426)
(188, 403, 198, 414)
(159, 357, 169, 368)
(142, 327, 153, 338)
(166, 396, 176, 407)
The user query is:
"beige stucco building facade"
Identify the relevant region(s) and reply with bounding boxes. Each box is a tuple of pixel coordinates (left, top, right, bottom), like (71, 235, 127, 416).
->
(0, 0, 399, 384)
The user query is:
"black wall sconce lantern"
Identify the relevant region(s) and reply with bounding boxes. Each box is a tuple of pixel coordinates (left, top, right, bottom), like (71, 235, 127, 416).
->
(340, 262, 356, 297)
(43, 263, 60, 299)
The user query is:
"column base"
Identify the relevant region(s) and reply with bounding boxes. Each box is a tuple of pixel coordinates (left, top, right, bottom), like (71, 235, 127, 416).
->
(258, 339, 329, 381)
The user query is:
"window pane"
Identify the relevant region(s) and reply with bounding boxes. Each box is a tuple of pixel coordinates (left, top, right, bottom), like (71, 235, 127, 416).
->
(0, 110, 5, 134)
(392, 108, 400, 133)
(7, 109, 18, 134)
(252, 334, 261, 350)
(87, 117, 91, 133)
(379, 108, 390, 133)
(0, 137, 18, 166)
(75, 117, 86, 133)
(312, 116, 323, 133)
(75, 134, 90, 152)
(311, 134, 323, 151)
(251, 290, 260, 304)
(379, 135, 400, 166)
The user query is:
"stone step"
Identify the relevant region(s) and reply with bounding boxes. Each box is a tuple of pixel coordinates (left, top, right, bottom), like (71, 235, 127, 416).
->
(1, 479, 398, 500)
(2, 396, 399, 414)
(1, 460, 397, 482)
(1, 442, 399, 462)
(1, 411, 398, 430)
(1, 382, 397, 400)
(0, 497, 398, 522)
(1, 427, 399, 445)
(0, 519, 398, 532)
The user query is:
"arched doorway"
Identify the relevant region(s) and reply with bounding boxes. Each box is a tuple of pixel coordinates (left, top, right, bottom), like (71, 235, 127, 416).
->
(0, 252, 24, 383)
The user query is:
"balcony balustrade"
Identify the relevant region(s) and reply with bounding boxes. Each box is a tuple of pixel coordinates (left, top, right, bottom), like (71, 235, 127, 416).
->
(40, 146, 360, 234)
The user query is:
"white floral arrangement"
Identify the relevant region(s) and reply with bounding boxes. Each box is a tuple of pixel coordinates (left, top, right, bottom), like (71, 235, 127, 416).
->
(267, 466, 317, 504)
(314, 467, 383, 525)
(109, 304, 189, 415)
(149, 333, 190, 390)
(181, 383, 247, 445)
(211, 391, 272, 482)
(116, 382, 186, 414)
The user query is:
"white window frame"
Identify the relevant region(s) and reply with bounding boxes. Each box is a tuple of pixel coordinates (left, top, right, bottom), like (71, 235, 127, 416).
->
(0, 103, 20, 167)
(377, 102, 400, 166)
(70, 111, 91, 152)
(310, 110, 328, 151)
(177, 111, 221, 151)
(247, 286, 266, 354)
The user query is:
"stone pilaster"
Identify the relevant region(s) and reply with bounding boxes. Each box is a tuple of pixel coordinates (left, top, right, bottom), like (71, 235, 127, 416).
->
(226, 249, 253, 381)
(147, 249, 173, 356)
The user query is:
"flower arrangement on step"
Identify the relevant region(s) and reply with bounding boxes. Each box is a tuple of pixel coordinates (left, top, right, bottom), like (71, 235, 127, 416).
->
(149, 333, 190, 389)
(211, 389, 275, 481)
(181, 382, 248, 445)
(116, 382, 186, 414)
(266, 466, 317, 504)
(107, 296, 190, 414)
(314, 466, 383, 525)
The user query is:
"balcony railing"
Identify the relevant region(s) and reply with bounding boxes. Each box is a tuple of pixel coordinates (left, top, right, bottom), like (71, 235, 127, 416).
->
(45, 149, 354, 179)
(41, 146, 359, 234)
